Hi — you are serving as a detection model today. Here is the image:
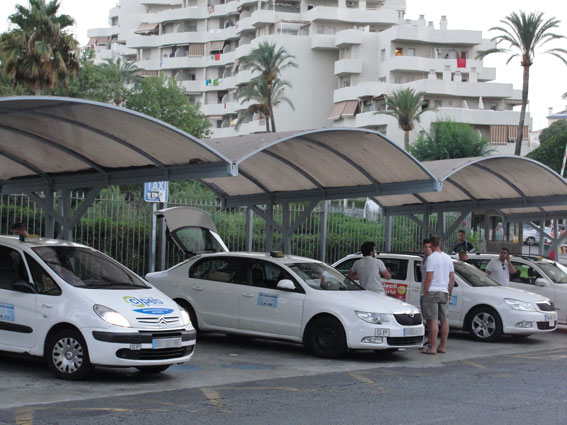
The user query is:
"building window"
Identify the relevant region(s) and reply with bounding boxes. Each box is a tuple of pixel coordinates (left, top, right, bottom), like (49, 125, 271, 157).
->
(342, 78, 351, 88)
(394, 75, 401, 84)
(378, 76, 386, 83)
(380, 49, 385, 61)
(434, 99, 442, 108)
(395, 47, 403, 56)
(407, 48, 415, 56)
(490, 104, 497, 111)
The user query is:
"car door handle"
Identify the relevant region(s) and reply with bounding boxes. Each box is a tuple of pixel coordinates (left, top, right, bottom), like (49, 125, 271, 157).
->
(192, 286, 204, 291)
(242, 293, 255, 298)
(41, 304, 53, 309)
(411, 288, 420, 292)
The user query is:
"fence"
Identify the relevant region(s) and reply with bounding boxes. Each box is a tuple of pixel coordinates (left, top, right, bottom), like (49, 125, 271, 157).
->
(0, 193, 461, 276)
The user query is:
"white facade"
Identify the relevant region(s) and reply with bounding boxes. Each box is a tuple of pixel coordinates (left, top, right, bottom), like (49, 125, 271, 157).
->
(88, 0, 532, 152)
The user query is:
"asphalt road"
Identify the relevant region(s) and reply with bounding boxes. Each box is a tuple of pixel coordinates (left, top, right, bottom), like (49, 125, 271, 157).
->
(1, 327, 567, 425)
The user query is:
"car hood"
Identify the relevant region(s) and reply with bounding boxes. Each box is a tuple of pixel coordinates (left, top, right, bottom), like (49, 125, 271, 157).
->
(315, 289, 420, 314)
(472, 285, 550, 303)
(77, 288, 183, 328)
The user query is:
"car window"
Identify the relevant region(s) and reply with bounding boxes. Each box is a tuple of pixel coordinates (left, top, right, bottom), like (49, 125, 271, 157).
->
(510, 261, 542, 285)
(414, 260, 422, 283)
(454, 261, 500, 287)
(288, 262, 362, 291)
(189, 257, 246, 284)
(468, 259, 490, 271)
(380, 258, 408, 280)
(0, 245, 29, 291)
(334, 258, 357, 275)
(536, 262, 567, 284)
(25, 254, 61, 295)
(248, 260, 301, 291)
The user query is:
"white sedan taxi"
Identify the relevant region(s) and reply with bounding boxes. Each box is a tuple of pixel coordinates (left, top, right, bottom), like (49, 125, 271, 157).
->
(333, 253, 557, 342)
(146, 207, 424, 358)
(0, 235, 196, 380)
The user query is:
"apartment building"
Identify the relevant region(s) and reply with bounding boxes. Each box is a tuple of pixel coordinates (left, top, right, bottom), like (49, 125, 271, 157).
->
(88, 0, 531, 153)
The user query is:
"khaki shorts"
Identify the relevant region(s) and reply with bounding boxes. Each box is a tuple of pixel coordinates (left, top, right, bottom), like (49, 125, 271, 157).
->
(421, 291, 449, 321)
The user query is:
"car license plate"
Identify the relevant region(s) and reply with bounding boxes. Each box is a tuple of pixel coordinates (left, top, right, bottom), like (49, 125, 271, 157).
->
(403, 327, 421, 337)
(152, 337, 182, 349)
(375, 328, 390, 337)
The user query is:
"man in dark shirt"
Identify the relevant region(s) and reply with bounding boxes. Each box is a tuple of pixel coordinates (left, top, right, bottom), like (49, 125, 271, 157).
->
(452, 229, 474, 254)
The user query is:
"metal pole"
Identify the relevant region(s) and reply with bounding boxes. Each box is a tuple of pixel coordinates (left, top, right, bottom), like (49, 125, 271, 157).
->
(159, 202, 167, 271)
(266, 203, 273, 252)
(149, 203, 157, 273)
(282, 202, 291, 254)
(245, 207, 253, 251)
(561, 140, 567, 177)
(319, 201, 329, 261)
(384, 215, 392, 252)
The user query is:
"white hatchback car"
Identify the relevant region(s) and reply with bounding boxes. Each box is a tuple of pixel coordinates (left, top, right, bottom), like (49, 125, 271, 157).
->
(0, 236, 196, 380)
(145, 207, 424, 358)
(333, 253, 557, 342)
(467, 253, 567, 324)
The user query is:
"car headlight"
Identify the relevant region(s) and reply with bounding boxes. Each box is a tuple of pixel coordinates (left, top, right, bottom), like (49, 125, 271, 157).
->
(355, 311, 390, 324)
(93, 304, 131, 328)
(504, 299, 537, 312)
(180, 308, 191, 326)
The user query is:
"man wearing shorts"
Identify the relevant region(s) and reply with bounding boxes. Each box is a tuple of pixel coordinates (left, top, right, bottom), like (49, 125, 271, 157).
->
(421, 234, 454, 355)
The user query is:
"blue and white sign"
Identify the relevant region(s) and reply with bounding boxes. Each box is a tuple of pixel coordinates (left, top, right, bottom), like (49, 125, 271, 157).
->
(144, 181, 169, 203)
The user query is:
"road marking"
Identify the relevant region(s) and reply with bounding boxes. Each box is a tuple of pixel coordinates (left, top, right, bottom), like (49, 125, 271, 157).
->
(201, 388, 232, 414)
(461, 360, 487, 370)
(14, 407, 33, 425)
(348, 372, 388, 392)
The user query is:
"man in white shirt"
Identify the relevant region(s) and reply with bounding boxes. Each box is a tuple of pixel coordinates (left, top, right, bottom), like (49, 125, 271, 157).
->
(348, 241, 391, 294)
(485, 248, 516, 287)
(421, 234, 454, 355)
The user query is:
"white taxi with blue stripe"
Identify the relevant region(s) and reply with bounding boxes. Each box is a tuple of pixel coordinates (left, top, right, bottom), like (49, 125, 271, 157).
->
(0, 235, 195, 380)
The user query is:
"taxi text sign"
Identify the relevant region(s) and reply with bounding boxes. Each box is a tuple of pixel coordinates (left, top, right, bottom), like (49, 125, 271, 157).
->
(144, 181, 169, 203)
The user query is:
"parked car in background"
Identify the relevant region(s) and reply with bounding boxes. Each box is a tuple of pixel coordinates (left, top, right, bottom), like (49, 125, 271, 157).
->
(333, 253, 557, 341)
(467, 253, 567, 324)
(522, 224, 552, 246)
(0, 236, 196, 380)
(145, 207, 425, 358)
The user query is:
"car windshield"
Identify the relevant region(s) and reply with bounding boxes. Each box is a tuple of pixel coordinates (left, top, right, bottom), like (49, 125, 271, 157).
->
(288, 262, 362, 291)
(536, 262, 567, 284)
(32, 246, 149, 289)
(454, 261, 500, 287)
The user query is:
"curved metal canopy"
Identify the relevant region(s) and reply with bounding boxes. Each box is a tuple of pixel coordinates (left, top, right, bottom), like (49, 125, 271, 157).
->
(373, 156, 567, 218)
(0, 96, 235, 193)
(201, 128, 441, 207)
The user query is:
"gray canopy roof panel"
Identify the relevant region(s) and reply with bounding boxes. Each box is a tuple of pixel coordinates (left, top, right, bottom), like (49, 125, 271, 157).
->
(0, 96, 236, 193)
(373, 156, 567, 217)
(201, 128, 441, 206)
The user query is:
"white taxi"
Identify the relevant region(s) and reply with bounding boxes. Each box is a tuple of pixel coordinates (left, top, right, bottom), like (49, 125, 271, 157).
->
(333, 253, 557, 341)
(0, 235, 196, 380)
(145, 207, 424, 358)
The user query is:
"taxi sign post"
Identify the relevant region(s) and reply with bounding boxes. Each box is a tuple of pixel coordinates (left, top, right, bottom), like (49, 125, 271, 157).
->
(145, 182, 169, 273)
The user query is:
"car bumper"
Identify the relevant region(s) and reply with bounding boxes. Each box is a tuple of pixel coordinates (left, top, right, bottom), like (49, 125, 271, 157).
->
(501, 310, 557, 335)
(345, 320, 425, 350)
(83, 327, 196, 367)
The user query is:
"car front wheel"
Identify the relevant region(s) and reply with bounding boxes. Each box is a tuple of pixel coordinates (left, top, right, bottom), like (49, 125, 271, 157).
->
(468, 307, 502, 342)
(46, 329, 92, 380)
(305, 316, 347, 358)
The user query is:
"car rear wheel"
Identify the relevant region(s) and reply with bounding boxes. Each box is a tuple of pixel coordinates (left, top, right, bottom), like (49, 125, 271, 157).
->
(136, 365, 170, 374)
(46, 329, 92, 380)
(525, 236, 536, 246)
(468, 307, 502, 342)
(305, 316, 347, 358)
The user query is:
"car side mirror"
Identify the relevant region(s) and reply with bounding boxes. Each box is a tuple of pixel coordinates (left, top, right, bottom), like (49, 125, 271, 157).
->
(277, 279, 296, 291)
(12, 281, 36, 294)
(534, 278, 547, 287)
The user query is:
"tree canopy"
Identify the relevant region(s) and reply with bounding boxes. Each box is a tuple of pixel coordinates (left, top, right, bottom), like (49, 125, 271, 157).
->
(0, 0, 80, 95)
(477, 11, 567, 156)
(527, 126, 567, 175)
(125, 75, 211, 139)
(539, 119, 567, 145)
(409, 120, 493, 161)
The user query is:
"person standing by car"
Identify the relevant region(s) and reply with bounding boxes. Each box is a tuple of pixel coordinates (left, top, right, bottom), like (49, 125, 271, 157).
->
(420, 238, 432, 350)
(348, 241, 391, 294)
(452, 229, 474, 253)
(422, 234, 454, 355)
(485, 247, 517, 287)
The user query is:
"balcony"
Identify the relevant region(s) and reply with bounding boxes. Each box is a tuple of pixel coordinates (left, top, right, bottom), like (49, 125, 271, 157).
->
(386, 56, 483, 73)
(235, 69, 254, 86)
(235, 43, 253, 59)
(160, 55, 207, 69)
(304, 6, 398, 25)
(335, 29, 364, 47)
(179, 80, 202, 92)
(391, 25, 482, 46)
(211, 126, 238, 138)
(334, 58, 362, 75)
(311, 34, 337, 50)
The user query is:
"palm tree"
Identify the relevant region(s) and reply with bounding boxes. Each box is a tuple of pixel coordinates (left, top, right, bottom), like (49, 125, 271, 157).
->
(100, 58, 140, 106)
(235, 78, 294, 132)
(237, 41, 297, 132)
(477, 11, 567, 156)
(0, 0, 79, 95)
(375, 88, 428, 150)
